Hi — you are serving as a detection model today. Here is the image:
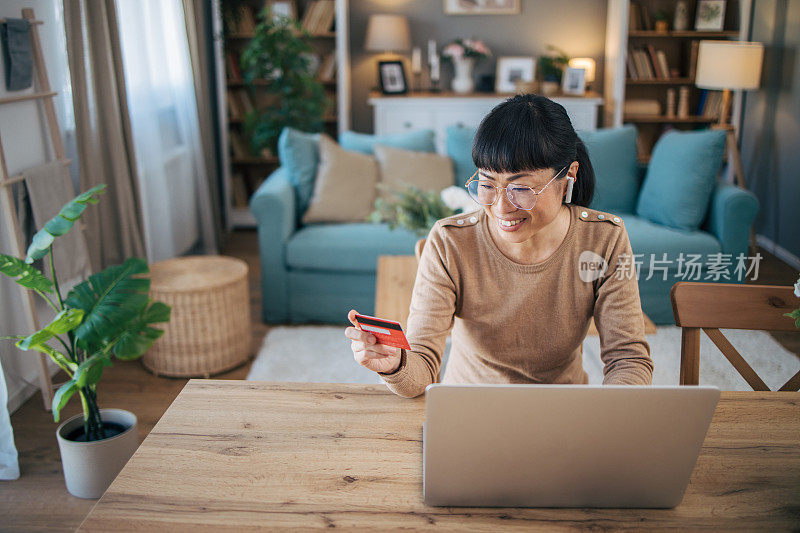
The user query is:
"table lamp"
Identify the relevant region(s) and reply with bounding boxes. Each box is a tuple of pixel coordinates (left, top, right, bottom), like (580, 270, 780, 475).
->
(365, 14, 411, 93)
(695, 40, 764, 189)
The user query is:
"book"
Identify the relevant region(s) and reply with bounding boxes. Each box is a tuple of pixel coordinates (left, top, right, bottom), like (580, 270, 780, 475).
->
(236, 89, 255, 113)
(696, 89, 708, 115)
(318, 53, 337, 81)
(316, 1, 336, 34)
(629, 2, 640, 31)
(225, 51, 242, 80)
(227, 91, 243, 119)
(626, 49, 639, 80)
(237, 5, 256, 33)
(231, 173, 249, 208)
(640, 3, 652, 31)
(656, 50, 671, 80)
(229, 131, 251, 158)
(634, 48, 654, 79)
(688, 40, 700, 80)
(646, 45, 663, 78)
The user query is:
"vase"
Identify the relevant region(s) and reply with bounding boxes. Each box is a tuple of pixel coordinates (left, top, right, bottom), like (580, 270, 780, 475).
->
(451, 57, 475, 94)
(56, 408, 138, 498)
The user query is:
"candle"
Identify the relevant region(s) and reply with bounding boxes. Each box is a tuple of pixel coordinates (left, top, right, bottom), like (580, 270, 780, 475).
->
(428, 39, 437, 62)
(430, 54, 440, 82)
(412, 47, 422, 74)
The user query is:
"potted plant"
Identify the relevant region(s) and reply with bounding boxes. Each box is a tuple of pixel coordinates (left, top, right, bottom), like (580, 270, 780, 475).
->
(785, 274, 800, 328)
(0, 185, 171, 498)
(441, 38, 492, 94)
(369, 185, 466, 237)
(239, 6, 329, 156)
(654, 10, 670, 32)
(538, 45, 570, 96)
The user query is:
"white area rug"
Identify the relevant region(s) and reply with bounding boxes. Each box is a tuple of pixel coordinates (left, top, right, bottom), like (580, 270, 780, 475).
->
(247, 326, 800, 391)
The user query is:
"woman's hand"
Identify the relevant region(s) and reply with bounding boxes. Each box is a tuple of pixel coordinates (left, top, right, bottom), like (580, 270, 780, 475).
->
(344, 309, 402, 375)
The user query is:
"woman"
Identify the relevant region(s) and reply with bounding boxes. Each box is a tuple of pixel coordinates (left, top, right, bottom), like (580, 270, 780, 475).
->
(344, 94, 653, 398)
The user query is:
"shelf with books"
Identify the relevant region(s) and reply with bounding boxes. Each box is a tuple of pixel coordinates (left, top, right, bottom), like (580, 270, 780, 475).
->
(612, 0, 745, 161)
(219, 0, 346, 228)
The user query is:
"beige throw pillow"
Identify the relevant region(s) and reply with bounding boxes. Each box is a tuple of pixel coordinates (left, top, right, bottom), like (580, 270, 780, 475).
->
(374, 144, 454, 200)
(302, 134, 379, 224)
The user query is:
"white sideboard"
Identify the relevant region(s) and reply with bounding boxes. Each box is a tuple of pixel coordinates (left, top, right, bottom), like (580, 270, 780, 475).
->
(368, 92, 603, 154)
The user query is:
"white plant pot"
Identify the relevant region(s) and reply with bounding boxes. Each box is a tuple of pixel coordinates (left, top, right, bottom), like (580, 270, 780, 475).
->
(56, 408, 138, 499)
(451, 57, 475, 94)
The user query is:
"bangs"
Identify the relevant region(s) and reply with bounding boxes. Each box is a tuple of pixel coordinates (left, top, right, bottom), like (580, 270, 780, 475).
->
(471, 96, 573, 174)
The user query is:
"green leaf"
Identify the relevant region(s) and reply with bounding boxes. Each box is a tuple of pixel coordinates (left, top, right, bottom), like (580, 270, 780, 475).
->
(64, 257, 150, 351)
(13, 340, 76, 376)
(0, 254, 53, 292)
(25, 184, 106, 263)
(73, 353, 112, 388)
(52, 379, 77, 423)
(113, 301, 170, 360)
(16, 308, 84, 350)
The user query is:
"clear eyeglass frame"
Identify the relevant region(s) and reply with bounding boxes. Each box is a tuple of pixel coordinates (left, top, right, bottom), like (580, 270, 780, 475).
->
(464, 166, 568, 211)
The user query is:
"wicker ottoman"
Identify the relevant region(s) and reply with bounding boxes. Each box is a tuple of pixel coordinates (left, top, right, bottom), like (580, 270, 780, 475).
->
(143, 255, 251, 377)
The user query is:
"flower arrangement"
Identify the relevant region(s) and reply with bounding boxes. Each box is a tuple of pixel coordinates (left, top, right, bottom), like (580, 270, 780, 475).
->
(785, 274, 800, 328)
(441, 38, 492, 62)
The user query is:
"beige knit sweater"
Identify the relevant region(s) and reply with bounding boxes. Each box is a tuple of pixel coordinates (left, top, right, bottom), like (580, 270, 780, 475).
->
(379, 205, 654, 398)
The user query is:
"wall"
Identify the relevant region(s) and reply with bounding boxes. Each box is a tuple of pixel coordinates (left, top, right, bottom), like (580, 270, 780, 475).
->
(348, 0, 607, 133)
(0, 0, 76, 413)
(740, 0, 800, 267)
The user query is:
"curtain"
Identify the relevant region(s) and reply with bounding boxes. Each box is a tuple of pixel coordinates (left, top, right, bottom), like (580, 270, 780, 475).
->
(116, 0, 217, 262)
(182, 0, 224, 247)
(63, 0, 147, 270)
(0, 354, 18, 480)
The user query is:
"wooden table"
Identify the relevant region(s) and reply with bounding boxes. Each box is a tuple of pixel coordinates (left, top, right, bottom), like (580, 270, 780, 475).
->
(375, 255, 657, 334)
(80, 381, 800, 531)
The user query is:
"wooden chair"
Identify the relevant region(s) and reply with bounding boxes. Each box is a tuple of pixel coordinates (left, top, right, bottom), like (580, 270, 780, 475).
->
(414, 238, 426, 262)
(670, 282, 800, 391)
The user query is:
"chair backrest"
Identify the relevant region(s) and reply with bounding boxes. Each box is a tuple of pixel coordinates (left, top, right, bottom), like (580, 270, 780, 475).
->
(670, 282, 799, 391)
(414, 238, 426, 263)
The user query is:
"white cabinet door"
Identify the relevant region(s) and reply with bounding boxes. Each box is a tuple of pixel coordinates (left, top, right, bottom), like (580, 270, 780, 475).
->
(375, 108, 434, 135)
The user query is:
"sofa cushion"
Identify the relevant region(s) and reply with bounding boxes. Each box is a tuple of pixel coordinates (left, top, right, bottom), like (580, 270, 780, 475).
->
(445, 125, 477, 187)
(286, 223, 420, 273)
(374, 144, 454, 199)
(620, 214, 722, 270)
(636, 129, 725, 231)
(340, 129, 436, 155)
(302, 135, 379, 224)
(580, 125, 641, 214)
(277, 127, 321, 216)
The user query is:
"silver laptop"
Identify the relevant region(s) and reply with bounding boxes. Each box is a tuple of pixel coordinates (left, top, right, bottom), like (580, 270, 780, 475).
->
(423, 384, 720, 508)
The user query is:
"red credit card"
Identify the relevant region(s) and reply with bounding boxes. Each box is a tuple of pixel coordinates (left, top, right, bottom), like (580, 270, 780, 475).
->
(353, 314, 411, 350)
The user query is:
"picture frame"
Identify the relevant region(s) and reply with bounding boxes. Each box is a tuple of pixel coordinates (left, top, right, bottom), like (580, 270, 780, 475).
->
(378, 60, 408, 95)
(444, 0, 520, 15)
(561, 66, 586, 95)
(267, 0, 297, 21)
(494, 56, 536, 93)
(694, 0, 726, 31)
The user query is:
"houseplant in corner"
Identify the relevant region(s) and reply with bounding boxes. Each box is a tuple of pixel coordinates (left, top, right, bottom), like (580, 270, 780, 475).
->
(0, 185, 171, 498)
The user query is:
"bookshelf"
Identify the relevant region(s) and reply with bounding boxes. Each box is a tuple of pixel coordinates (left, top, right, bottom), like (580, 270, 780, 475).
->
(217, 0, 350, 228)
(604, 0, 751, 162)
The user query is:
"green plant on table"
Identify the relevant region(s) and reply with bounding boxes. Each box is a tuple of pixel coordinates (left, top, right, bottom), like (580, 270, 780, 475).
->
(538, 45, 570, 83)
(785, 274, 800, 328)
(240, 6, 329, 156)
(369, 185, 458, 237)
(0, 185, 170, 441)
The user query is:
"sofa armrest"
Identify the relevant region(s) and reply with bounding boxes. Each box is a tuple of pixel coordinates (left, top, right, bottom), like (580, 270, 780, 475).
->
(704, 180, 759, 257)
(249, 167, 297, 322)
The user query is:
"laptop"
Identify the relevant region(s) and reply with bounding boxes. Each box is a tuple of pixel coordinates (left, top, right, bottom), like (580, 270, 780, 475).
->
(423, 384, 720, 508)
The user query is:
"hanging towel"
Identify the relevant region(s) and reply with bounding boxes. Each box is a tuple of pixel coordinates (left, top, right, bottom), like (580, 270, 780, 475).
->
(23, 161, 91, 283)
(0, 18, 32, 91)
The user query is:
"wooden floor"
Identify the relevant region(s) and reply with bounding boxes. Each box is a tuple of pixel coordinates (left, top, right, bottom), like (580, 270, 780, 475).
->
(2, 230, 799, 532)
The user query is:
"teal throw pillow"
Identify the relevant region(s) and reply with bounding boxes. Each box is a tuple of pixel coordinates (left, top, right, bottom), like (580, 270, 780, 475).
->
(446, 125, 477, 187)
(580, 125, 641, 214)
(339, 129, 435, 155)
(635, 129, 725, 231)
(277, 127, 320, 216)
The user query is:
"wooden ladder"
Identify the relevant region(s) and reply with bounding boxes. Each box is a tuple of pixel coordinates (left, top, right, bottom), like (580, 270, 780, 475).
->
(0, 8, 73, 410)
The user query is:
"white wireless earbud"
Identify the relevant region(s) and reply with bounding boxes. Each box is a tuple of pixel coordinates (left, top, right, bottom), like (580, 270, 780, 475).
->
(564, 176, 575, 204)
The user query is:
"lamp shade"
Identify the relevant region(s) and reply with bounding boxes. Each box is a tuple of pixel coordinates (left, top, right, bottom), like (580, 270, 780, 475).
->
(695, 41, 764, 90)
(365, 14, 411, 53)
(568, 57, 596, 83)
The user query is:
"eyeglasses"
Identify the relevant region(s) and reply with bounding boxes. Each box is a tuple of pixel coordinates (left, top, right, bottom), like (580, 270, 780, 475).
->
(464, 166, 568, 211)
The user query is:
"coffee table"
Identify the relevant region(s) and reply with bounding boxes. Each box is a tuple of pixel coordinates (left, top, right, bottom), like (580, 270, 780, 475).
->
(375, 255, 657, 334)
(79, 381, 800, 530)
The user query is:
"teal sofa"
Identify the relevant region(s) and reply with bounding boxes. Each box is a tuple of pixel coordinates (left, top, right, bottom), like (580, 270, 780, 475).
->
(251, 126, 758, 325)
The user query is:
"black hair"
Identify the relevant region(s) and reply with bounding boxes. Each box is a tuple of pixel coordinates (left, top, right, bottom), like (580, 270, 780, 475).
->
(472, 93, 595, 207)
